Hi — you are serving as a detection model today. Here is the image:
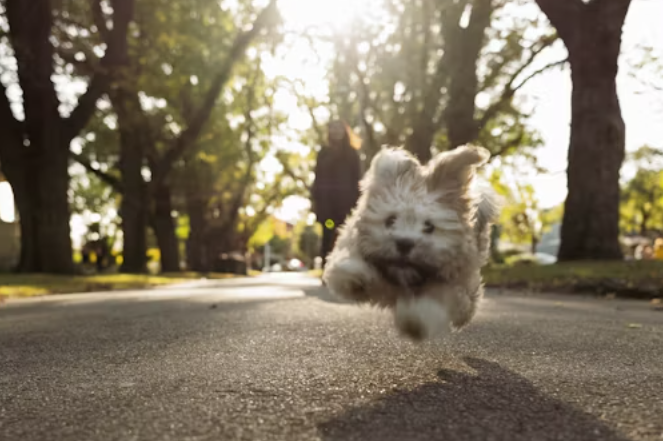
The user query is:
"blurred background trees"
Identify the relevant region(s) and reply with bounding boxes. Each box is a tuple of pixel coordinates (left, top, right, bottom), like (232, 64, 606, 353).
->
(0, 0, 661, 274)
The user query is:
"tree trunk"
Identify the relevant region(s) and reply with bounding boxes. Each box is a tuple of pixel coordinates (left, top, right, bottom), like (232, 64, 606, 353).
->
(4, 0, 74, 274)
(34, 148, 75, 273)
(639, 210, 650, 237)
(185, 193, 208, 272)
(443, 0, 492, 150)
(7, 152, 74, 273)
(557, 38, 627, 260)
(119, 184, 148, 273)
(534, 0, 631, 262)
(112, 90, 149, 273)
(152, 184, 180, 273)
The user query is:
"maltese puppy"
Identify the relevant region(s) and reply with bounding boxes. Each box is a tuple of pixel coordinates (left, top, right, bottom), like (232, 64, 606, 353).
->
(322, 145, 500, 341)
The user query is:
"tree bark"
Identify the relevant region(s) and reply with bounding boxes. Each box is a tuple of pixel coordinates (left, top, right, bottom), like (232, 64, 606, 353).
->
(111, 89, 149, 273)
(4, 0, 74, 273)
(639, 210, 650, 236)
(443, 0, 493, 150)
(152, 184, 180, 272)
(404, 0, 493, 162)
(186, 197, 208, 273)
(535, 0, 632, 261)
(0, 0, 135, 274)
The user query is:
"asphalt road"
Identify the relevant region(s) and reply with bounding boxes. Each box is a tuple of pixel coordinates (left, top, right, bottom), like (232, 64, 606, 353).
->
(1, 273, 662, 441)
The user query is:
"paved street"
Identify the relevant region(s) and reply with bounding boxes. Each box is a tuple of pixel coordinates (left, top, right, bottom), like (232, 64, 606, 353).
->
(1, 273, 662, 441)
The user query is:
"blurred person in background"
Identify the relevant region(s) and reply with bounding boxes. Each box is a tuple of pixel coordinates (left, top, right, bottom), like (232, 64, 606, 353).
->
(311, 119, 362, 270)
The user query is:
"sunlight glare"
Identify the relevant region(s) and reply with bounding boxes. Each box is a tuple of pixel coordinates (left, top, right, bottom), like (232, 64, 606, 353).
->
(278, 0, 377, 32)
(0, 182, 15, 223)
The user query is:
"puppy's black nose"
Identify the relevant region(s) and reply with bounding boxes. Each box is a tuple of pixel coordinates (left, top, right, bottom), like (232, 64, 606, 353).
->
(395, 239, 415, 255)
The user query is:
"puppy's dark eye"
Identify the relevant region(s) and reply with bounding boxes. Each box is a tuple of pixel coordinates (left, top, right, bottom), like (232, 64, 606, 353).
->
(385, 215, 397, 228)
(423, 220, 435, 234)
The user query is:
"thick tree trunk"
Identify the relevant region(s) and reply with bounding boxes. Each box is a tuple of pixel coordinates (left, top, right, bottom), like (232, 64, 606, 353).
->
(558, 74, 625, 260)
(5, 0, 74, 273)
(34, 148, 75, 273)
(119, 185, 148, 273)
(152, 184, 180, 273)
(534, 0, 631, 262)
(7, 154, 73, 273)
(557, 39, 626, 260)
(404, 0, 492, 162)
(444, 0, 492, 150)
(112, 90, 149, 273)
(0, 0, 135, 274)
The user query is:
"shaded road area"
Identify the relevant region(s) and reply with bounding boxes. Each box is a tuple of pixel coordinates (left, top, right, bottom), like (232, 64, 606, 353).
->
(1, 273, 662, 440)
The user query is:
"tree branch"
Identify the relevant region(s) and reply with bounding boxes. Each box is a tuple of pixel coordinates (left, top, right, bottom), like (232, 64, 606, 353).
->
(228, 69, 260, 218)
(512, 57, 567, 91)
(152, 0, 278, 187)
(70, 151, 124, 192)
(487, 129, 525, 161)
(478, 57, 567, 132)
(349, 55, 378, 157)
(62, 0, 135, 144)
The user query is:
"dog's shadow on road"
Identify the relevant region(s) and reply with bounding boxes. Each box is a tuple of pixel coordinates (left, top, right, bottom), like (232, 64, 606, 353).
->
(318, 357, 629, 441)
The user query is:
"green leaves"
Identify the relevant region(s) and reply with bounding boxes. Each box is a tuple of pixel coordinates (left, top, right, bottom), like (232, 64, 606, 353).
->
(620, 146, 663, 235)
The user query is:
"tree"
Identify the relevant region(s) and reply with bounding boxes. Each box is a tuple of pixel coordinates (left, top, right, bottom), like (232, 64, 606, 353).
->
(315, 0, 561, 165)
(69, 0, 280, 272)
(179, 57, 288, 272)
(490, 169, 562, 254)
(0, 0, 135, 273)
(620, 146, 663, 236)
(534, 0, 632, 261)
(294, 222, 320, 267)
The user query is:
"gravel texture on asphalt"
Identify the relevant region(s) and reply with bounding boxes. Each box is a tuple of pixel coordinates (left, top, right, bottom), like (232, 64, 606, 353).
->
(1, 273, 661, 441)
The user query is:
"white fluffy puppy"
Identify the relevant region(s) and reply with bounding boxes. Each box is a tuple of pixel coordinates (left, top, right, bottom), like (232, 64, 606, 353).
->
(322, 145, 500, 341)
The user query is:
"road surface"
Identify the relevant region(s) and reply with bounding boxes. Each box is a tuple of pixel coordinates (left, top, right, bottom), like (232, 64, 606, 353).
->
(1, 273, 662, 441)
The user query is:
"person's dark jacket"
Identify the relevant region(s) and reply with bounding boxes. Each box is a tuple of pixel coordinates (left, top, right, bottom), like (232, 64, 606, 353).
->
(311, 145, 361, 225)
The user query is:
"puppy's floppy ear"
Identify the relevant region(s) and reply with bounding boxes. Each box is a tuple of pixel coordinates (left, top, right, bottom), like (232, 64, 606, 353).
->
(364, 147, 420, 187)
(425, 145, 489, 193)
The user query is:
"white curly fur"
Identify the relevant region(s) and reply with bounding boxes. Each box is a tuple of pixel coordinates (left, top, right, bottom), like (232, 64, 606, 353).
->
(322, 145, 500, 341)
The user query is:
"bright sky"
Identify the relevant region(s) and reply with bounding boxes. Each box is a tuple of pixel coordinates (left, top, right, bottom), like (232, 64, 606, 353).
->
(1, 0, 662, 239)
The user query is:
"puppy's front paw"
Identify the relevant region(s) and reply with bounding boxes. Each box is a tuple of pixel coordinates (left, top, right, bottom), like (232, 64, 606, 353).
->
(323, 258, 374, 303)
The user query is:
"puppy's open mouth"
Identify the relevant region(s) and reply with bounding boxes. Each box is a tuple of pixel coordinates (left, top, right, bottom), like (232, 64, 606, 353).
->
(366, 257, 437, 288)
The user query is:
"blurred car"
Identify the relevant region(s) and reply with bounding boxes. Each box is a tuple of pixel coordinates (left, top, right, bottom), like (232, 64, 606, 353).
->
(286, 258, 306, 271)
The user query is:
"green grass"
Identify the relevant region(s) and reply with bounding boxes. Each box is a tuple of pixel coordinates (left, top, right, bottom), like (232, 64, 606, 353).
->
(308, 269, 323, 278)
(483, 260, 663, 299)
(0, 272, 243, 298)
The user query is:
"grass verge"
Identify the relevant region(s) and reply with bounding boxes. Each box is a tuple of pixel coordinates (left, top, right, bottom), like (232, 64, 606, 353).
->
(308, 269, 323, 278)
(483, 260, 663, 299)
(0, 272, 242, 298)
